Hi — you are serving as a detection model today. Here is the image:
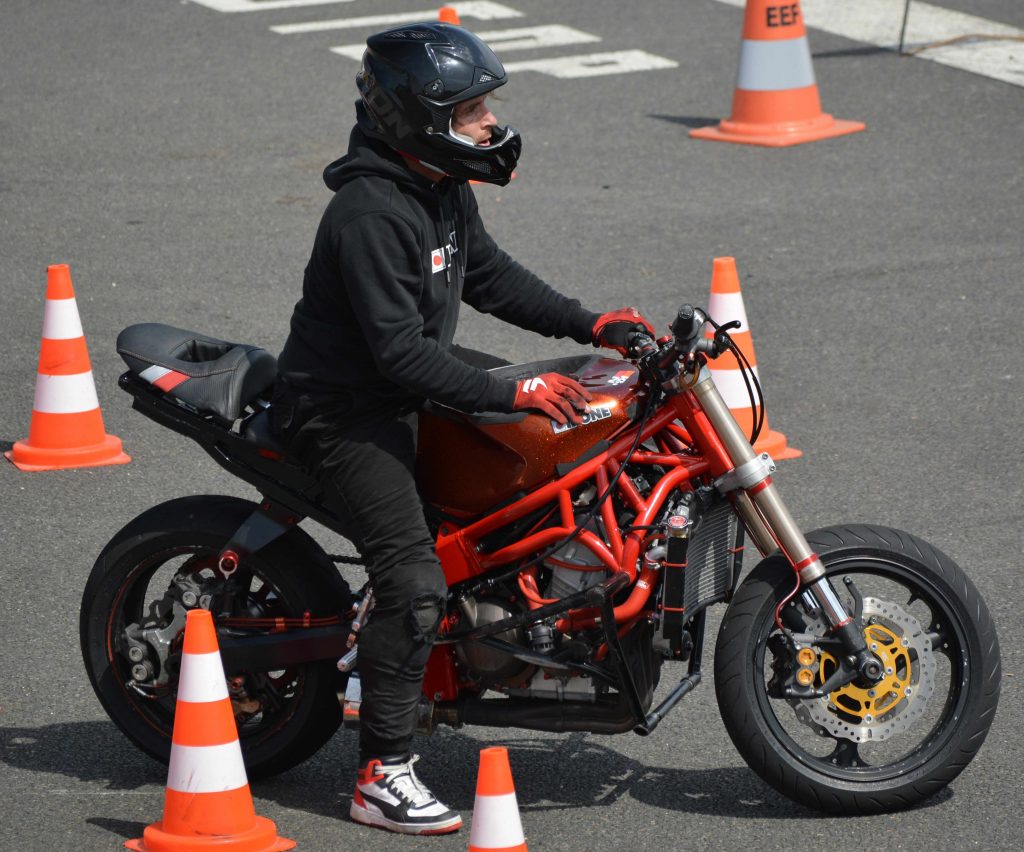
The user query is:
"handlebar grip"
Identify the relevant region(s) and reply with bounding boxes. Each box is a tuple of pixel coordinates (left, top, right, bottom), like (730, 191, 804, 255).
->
(671, 304, 706, 348)
(626, 331, 657, 358)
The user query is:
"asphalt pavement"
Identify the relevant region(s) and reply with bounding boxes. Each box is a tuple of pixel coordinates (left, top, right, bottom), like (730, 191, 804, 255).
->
(1, 1, 1022, 849)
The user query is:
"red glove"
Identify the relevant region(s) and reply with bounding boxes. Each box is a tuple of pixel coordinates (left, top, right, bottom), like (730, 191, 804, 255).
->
(592, 307, 656, 356)
(513, 373, 593, 425)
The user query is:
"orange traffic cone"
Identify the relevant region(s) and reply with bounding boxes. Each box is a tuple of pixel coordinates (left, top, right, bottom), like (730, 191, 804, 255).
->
(126, 610, 294, 852)
(705, 257, 801, 460)
(5, 264, 130, 471)
(690, 0, 864, 147)
(438, 6, 460, 25)
(468, 747, 527, 852)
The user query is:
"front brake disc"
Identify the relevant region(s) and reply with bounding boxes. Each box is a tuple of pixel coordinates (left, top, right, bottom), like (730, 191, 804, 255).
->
(792, 597, 935, 742)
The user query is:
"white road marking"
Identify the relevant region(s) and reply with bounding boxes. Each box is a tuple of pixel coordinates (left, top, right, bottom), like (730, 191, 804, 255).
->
(713, 0, 1024, 88)
(502, 50, 678, 78)
(195, 0, 679, 81)
(330, 24, 600, 60)
(188, 0, 356, 12)
(273, 1, 521, 35)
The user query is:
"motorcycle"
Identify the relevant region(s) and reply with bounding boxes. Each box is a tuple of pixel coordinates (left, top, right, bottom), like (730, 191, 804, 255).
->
(80, 305, 1000, 813)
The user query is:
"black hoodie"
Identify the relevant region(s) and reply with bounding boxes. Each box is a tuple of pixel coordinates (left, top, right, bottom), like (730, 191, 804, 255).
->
(276, 119, 599, 426)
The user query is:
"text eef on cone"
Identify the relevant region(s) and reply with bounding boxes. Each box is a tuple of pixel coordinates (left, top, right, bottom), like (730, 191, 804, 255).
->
(690, 0, 865, 146)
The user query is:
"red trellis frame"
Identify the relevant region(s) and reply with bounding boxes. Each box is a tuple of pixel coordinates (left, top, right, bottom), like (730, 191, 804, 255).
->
(424, 387, 744, 699)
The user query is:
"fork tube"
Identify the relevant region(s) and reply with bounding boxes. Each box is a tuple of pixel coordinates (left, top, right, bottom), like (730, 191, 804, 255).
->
(687, 370, 853, 630)
(730, 490, 776, 557)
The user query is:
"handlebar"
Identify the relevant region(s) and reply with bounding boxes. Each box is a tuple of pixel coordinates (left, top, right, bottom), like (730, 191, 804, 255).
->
(671, 305, 708, 351)
(626, 304, 712, 361)
(624, 304, 735, 392)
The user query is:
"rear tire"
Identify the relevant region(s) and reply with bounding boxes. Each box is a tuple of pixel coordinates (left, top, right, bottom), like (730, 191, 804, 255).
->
(715, 524, 1000, 813)
(80, 495, 352, 778)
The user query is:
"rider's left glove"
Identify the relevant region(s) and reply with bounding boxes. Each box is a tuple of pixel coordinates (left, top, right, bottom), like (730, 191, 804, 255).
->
(592, 307, 656, 356)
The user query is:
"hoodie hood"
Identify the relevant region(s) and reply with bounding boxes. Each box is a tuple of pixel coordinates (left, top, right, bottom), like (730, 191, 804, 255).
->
(322, 103, 437, 193)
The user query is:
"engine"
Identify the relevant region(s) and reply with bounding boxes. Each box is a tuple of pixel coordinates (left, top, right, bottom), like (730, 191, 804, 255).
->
(542, 529, 608, 601)
(453, 515, 610, 702)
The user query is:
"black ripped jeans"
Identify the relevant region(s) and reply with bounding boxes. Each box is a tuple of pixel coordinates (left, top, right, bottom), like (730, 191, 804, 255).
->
(273, 346, 509, 762)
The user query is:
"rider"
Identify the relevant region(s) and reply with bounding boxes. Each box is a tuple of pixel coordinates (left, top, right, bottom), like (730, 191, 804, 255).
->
(271, 22, 654, 835)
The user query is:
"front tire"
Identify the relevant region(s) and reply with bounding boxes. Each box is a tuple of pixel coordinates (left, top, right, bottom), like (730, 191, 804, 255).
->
(715, 524, 1000, 813)
(80, 495, 352, 778)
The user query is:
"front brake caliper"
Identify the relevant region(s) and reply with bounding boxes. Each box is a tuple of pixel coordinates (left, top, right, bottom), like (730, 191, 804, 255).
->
(797, 597, 936, 742)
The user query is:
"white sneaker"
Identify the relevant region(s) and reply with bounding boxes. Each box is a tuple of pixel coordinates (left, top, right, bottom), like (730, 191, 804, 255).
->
(350, 755, 463, 835)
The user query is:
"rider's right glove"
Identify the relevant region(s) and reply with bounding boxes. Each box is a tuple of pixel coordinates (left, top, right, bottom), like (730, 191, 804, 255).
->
(513, 373, 593, 425)
(592, 307, 657, 356)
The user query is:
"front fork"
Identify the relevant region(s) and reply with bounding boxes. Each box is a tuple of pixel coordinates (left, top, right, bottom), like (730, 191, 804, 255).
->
(683, 367, 881, 680)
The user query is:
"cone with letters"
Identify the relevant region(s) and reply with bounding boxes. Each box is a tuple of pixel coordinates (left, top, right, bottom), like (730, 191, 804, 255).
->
(705, 257, 801, 460)
(5, 263, 130, 471)
(468, 747, 527, 852)
(126, 609, 294, 852)
(690, 0, 864, 147)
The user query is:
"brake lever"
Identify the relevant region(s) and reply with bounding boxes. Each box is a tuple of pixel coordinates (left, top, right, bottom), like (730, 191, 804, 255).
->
(692, 320, 739, 359)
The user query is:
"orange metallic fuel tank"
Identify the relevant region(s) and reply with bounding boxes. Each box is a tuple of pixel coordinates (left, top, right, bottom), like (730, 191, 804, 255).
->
(416, 354, 645, 517)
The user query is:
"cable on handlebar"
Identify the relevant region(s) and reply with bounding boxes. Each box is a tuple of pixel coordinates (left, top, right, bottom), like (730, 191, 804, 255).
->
(704, 316, 765, 446)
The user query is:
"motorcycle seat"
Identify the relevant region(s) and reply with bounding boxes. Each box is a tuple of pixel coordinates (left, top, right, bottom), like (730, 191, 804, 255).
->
(116, 323, 277, 423)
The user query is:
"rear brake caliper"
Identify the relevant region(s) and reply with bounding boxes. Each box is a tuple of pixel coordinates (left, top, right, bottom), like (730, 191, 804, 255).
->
(122, 571, 209, 689)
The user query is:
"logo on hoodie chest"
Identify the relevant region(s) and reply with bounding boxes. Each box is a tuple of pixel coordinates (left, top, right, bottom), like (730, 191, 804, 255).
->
(430, 230, 459, 275)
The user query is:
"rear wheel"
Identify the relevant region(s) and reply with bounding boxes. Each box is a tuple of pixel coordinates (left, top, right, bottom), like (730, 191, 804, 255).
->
(80, 495, 352, 778)
(715, 524, 1000, 813)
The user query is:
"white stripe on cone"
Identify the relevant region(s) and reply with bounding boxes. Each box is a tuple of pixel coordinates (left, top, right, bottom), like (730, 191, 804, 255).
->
(32, 371, 100, 414)
(706, 291, 750, 333)
(166, 741, 249, 793)
(736, 36, 817, 90)
(468, 791, 525, 847)
(176, 651, 231, 703)
(41, 298, 85, 340)
(710, 365, 764, 409)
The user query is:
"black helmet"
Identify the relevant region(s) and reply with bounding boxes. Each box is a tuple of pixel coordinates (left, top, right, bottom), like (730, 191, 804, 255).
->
(356, 22, 521, 186)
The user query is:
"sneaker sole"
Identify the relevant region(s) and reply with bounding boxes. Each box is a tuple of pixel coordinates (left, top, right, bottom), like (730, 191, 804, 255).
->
(350, 801, 463, 835)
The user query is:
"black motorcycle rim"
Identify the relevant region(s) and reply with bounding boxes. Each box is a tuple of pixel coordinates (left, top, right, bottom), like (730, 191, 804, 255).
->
(105, 543, 310, 749)
(752, 555, 972, 783)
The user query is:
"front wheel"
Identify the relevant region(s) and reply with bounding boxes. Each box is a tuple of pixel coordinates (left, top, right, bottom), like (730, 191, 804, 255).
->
(715, 524, 1000, 813)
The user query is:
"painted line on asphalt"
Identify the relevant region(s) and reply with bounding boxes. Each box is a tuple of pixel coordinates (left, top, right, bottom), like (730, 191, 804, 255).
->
(501, 50, 679, 78)
(713, 0, 1024, 88)
(198, 0, 680, 81)
(330, 24, 600, 60)
(272, 2, 521, 34)
(188, 0, 356, 12)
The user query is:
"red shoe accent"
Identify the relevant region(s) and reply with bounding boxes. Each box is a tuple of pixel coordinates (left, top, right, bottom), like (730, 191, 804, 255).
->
(419, 820, 463, 835)
(357, 759, 386, 784)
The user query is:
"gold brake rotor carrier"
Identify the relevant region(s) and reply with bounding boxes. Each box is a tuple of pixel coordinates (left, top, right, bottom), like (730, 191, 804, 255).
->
(794, 597, 935, 742)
